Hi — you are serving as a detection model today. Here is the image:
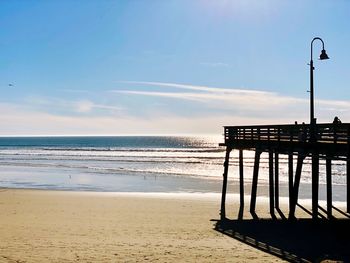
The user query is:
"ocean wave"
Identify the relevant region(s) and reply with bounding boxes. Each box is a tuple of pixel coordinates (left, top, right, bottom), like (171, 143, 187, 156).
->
(0, 146, 224, 153)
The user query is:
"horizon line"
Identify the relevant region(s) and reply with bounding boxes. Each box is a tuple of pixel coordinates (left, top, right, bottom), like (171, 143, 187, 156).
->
(0, 133, 221, 138)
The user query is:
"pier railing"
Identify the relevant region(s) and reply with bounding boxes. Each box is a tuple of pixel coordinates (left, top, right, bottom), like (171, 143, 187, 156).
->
(224, 123, 349, 146)
(222, 123, 350, 159)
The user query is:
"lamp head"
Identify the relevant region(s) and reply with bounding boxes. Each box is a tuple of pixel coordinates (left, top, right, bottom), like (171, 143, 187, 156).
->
(319, 49, 329, 60)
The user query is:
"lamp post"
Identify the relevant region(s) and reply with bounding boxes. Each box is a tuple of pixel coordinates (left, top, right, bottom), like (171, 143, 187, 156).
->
(309, 37, 329, 130)
(309, 37, 329, 220)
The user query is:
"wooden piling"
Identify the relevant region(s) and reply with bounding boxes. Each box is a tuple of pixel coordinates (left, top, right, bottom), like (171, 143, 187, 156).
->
(275, 151, 279, 209)
(347, 156, 350, 213)
(220, 147, 231, 220)
(269, 150, 275, 217)
(348, 126, 350, 213)
(312, 152, 319, 219)
(250, 150, 261, 216)
(326, 157, 332, 219)
(238, 149, 244, 220)
(289, 153, 304, 219)
(288, 152, 294, 214)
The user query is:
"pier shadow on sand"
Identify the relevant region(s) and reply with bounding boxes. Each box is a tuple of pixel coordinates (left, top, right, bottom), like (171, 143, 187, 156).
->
(214, 218, 350, 262)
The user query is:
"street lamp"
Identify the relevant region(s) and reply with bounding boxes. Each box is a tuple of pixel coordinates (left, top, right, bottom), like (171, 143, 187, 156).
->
(309, 37, 330, 220)
(309, 37, 329, 128)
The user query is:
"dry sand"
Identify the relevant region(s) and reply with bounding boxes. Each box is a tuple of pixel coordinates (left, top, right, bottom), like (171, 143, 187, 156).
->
(0, 189, 285, 262)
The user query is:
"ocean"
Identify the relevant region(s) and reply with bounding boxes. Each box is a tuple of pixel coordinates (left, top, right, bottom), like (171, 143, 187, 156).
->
(0, 136, 347, 201)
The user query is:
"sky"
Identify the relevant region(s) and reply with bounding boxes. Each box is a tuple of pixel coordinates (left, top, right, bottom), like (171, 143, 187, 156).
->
(1, 0, 350, 136)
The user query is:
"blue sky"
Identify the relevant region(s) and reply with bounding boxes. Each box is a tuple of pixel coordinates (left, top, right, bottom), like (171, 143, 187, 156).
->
(1, 0, 349, 135)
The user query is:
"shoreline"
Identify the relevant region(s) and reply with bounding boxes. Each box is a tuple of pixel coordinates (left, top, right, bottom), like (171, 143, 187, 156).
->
(1, 177, 348, 203)
(1, 187, 347, 212)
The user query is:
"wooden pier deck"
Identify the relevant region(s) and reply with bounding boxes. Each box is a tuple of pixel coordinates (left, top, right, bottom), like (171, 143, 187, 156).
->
(219, 122, 350, 220)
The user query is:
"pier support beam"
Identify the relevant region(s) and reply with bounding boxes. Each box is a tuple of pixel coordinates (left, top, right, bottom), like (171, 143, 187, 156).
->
(326, 157, 332, 219)
(220, 147, 232, 220)
(250, 150, 261, 218)
(347, 156, 350, 213)
(269, 150, 275, 217)
(275, 152, 279, 209)
(238, 149, 244, 220)
(289, 153, 305, 219)
(348, 127, 350, 213)
(312, 152, 320, 220)
(288, 153, 294, 214)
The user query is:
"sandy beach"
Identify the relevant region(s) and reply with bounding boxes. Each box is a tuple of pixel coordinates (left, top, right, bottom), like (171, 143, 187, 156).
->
(0, 189, 287, 263)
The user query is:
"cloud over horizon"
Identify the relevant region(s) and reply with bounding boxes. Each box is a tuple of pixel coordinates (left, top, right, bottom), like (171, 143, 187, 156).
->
(113, 81, 350, 120)
(0, 81, 349, 136)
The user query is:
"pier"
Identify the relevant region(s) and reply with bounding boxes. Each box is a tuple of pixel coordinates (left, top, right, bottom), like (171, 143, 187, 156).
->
(219, 122, 350, 220)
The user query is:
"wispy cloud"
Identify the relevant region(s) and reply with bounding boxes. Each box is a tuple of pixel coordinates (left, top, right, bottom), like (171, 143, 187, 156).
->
(117, 80, 270, 95)
(115, 89, 297, 109)
(75, 100, 94, 113)
(318, 99, 350, 111)
(24, 96, 124, 115)
(0, 102, 297, 136)
(1, 81, 348, 135)
(113, 81, 350, 122)
(114, 81, 302, 110)
(74, 100, 123, 113)
(116, 90, 208, 102)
